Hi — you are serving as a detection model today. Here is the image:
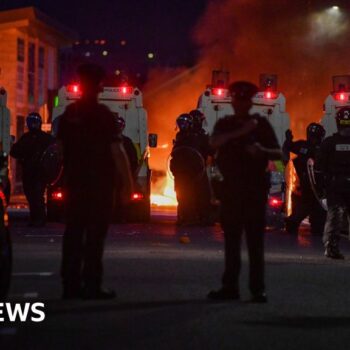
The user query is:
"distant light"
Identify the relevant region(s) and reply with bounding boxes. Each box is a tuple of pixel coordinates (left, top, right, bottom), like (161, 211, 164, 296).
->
(85, 40, 90, 44)
(54, 96, 59, 107)
(94, 40, 99, 44)
(147, 52, 155, 59)
(120, 40, 127, 46)
(74, 41, 80, 45)
(136, 73, 141, 78)
(269, 197, 283, 208)
(100, 39, 106, 45)
(115, 69, 121, 75)
(264, 91, 278, 99)
(335, 92, 346, 101)
(212, 88, 224, 96)
(121, 86, 133, 95)
(102, 50, 108, 56)
(67, 84, 81, 94)
(85, 51, 91, 57)
(52, 191, 64, 201)
(332, 6, 340, 10)
(131, 192, 144, 201)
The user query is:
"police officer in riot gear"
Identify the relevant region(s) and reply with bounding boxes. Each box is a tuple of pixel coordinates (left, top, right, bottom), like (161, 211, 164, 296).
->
(174, 113, 193, 145)
(114, 114, 138, 176)
(315, 107, 350, 259)
(57, 63, 133, 299)
(208, 81, 282, 302)
(283, 123, 327, 235)
(189, 109, 214, 225)
(10, 113, 54, 227)
(113, 114, 138, 222)
(171, 113, 204, 225)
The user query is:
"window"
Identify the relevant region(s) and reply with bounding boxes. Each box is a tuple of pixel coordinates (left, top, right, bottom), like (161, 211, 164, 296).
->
(38, 47, 45, 104)
(28, 43, 35, 104)
(17, 38, 25, 62)
(38, 47, 45, 68)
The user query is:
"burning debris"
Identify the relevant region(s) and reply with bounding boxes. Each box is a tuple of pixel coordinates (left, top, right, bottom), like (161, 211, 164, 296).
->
(146, 0, 350, 204)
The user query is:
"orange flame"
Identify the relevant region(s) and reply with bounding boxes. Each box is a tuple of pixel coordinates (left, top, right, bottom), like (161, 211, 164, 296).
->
(151, 174, 178, 207)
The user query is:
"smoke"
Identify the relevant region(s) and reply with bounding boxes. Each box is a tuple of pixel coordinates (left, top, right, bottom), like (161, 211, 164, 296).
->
(309, 7, 348, 42)
(144, 0, 350, 171)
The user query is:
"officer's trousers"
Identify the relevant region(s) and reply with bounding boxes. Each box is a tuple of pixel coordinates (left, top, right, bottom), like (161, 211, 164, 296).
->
(23, 178, 46, 224)
(61, 185, 113, 294)
(61, 223, 108, 293)
(286, 190, 326, 235)
(323, 193, 350, 246)
(195, 172, 212, 223)
(220, 188, 267, 295)
(174, 175, 197, 223)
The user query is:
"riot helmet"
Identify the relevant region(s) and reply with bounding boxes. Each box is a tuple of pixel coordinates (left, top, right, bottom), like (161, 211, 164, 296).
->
(176, 113, 192, 132)
(189, 109, 205, 131)
(306, 123, 325, 142)
(336, 107, 350, 129)
(26, 112, 42, 131)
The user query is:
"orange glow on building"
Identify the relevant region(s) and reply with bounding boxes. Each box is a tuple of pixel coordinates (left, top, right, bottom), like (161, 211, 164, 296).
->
(0, 7, 75, 190)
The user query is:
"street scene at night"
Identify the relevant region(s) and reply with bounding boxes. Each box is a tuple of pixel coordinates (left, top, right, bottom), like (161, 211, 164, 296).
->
(1, 0, 350, 349)
(3, 212, 350, 349)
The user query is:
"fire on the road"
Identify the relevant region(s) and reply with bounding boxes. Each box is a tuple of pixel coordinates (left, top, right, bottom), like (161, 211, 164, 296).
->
(151, 175, 178, 207)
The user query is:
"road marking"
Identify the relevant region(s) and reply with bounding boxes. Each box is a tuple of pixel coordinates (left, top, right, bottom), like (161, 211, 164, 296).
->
(25, 234, 63, 238)
(23, 292, 39, 299)
(13, 272, 53, 277)
(0, 328, 17, 335)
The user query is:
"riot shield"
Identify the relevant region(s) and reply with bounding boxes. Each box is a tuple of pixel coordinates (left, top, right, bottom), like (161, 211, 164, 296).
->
(41, 143, 63, 186)
(168, 146, 206, 180)
(307, 158, 328, 211)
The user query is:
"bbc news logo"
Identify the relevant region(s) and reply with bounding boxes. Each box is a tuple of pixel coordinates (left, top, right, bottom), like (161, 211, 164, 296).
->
(0, 303, 45, 322)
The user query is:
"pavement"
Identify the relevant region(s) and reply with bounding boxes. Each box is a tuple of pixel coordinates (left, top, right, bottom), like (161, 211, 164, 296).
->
(2, 208, 350, 349)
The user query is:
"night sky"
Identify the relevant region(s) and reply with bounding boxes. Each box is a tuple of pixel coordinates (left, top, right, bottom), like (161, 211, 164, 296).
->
(0, 0, 208, 67)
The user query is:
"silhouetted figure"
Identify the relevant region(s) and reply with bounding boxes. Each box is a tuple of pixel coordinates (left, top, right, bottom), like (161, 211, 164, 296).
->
(189, 109, 214, 225)
(57, 63, 133, 299)
(114, 114, 138, 176)
(113, 114, 138, 222)
(283, 123, 326, 235)
(10, 113, 54, 227)
(170, 113, 204, 225)
(208, 81, 282, 303)
(316, 106, 350, 260)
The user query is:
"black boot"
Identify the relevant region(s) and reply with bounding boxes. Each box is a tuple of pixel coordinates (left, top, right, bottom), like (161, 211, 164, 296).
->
(82, 287, 116, 300)
(324, 241, 344, 260)
(207, 287, 240, 301)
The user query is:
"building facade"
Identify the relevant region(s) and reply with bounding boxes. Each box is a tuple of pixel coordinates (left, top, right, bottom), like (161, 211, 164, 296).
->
(0, 7, 75, 190)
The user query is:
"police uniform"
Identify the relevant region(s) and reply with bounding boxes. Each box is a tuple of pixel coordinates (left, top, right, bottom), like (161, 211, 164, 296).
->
(171, 129, 203, 224)
(57, 98, 119, 297)
(315, 132, 350, 259)
(208, 81, 280, 301)
(208, 82, 281, 303)
(10, 129, 54, 225)
(192, 128, 213, 224)
(283, 138, 326, 235)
